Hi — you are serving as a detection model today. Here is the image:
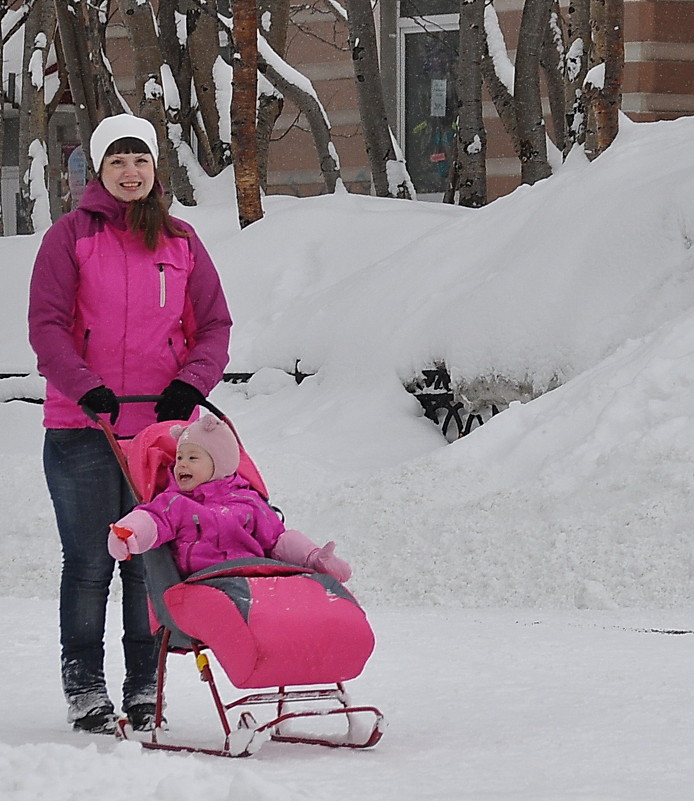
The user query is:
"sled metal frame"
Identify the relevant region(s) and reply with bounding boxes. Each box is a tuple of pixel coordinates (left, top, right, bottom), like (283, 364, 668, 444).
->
(123, 627, 384, 758)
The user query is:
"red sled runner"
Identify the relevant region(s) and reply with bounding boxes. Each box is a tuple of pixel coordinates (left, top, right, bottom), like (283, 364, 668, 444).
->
(88, 397, 385, 758)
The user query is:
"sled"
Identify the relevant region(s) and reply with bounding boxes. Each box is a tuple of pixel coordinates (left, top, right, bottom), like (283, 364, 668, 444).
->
(86, 396, 385, 758)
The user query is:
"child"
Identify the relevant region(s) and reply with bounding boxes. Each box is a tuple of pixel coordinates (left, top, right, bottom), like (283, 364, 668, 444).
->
(108, 415, 351, 581)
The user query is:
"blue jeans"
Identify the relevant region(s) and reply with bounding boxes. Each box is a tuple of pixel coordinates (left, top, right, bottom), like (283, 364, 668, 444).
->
(43, 428, 158, 722)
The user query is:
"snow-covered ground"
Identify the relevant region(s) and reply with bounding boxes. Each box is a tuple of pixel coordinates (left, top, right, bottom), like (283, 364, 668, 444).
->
(2, 115, 694, 798)
(3, 596, 694, 800)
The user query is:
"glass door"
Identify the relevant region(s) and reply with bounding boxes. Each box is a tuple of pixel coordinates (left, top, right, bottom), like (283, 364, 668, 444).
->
(398, 13, 459, 195)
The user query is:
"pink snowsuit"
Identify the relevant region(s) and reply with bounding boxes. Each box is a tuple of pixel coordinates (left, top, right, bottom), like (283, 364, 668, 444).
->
(28, 179, 232, 437)
(135, 471, 286, 576)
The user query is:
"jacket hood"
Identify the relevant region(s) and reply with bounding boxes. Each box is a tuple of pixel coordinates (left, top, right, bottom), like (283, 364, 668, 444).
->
(79, 179, 129, 229)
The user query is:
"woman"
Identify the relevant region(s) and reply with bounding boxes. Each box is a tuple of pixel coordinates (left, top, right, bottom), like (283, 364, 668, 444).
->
(28, 114, 232, 735)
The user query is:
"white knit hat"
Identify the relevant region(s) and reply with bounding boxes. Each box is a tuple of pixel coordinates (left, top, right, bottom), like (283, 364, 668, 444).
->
(90, 113, 159, 172)
(170, 415, 241, 481)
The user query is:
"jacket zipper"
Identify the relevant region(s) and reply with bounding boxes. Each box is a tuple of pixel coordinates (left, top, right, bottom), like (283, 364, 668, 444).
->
(158, 263, 166, 307)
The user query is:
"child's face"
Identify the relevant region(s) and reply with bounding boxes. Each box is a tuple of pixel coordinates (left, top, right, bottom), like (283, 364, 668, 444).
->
(174, 443, 214, 491)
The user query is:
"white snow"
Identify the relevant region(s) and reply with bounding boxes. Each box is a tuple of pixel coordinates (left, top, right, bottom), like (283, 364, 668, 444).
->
(586, 63, 606, 91)
(256, 31, 332, 129)
(466, 134, 482, 154)
(566, 37, 585, 82)
(26, 139, 51, 232)
(28, 33, 47, 90)
(144, 76, 164, 101)
(484, 5, 514, 92)
(2, 116, 694, 798)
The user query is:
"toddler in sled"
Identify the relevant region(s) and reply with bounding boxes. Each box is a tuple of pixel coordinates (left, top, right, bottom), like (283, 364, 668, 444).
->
(108, 414, 351, 582)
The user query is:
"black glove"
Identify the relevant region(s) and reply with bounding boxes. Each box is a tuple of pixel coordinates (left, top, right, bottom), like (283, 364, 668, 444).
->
(155, 379, 204, 422)
(79, 385, 120, 425)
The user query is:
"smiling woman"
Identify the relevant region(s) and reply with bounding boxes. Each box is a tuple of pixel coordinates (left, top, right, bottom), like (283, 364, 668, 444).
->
(27, 113, 232, 737)
(100, 151, 155, 203)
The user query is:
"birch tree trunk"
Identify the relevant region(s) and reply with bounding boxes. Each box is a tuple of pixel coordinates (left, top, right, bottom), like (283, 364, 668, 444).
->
(18, 0, 55, 233)
(160, 0, 199, 187)
(55, 0, 99, 160)
(345, 0, 412, 198)
(230, 0, 263, 227)
(564, 0, 590, 154)
(456, 0, 487, 207)
(540, 1, 566, 153)
(257, 0, 289, 191)
(188, 0, 228, 174)
(481, 5, 520, 158)
(514, 0, 553, 184)
(160, 1, 191, 139)
(85, 0, 125, 117)
(585, 0, 624, 158)
(116, 0, 194, 204)
(599, 0, 624, 151)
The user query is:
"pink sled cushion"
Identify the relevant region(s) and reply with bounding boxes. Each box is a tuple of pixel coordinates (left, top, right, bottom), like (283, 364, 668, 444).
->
(164, 574, 376, 688)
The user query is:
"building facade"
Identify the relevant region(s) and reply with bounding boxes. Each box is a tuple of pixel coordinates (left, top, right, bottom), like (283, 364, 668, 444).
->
(268, 0, 694, 200)
(2, 0, 694, 233)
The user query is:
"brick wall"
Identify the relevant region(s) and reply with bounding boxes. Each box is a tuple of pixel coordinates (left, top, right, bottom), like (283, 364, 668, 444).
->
(266, 0, 694, 200)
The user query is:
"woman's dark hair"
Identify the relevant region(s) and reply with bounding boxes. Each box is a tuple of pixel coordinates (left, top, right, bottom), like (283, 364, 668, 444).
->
(101, 137, 189, 251)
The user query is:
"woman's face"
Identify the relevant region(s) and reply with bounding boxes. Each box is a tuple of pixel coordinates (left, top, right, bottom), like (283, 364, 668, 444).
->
(100, 152, 155, 202)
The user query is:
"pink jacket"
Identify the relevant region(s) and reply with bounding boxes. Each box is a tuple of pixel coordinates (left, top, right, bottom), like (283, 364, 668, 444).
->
(135, 471, 286, 576)
(28, 179, 232, 437)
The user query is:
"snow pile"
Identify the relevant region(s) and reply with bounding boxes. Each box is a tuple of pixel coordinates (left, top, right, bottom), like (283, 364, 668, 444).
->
(2, 116, 694, 609)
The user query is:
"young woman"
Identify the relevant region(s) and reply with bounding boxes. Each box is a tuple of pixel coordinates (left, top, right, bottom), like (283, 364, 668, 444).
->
(28, 114, 232, 735)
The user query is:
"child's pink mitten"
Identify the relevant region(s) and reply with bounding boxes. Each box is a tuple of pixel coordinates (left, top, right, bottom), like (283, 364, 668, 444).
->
(307, 541, 352, 582)
(108, 510, 157, 560)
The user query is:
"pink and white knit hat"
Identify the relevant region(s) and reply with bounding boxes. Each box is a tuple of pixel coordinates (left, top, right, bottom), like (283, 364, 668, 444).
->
(170, 415, 240, 481)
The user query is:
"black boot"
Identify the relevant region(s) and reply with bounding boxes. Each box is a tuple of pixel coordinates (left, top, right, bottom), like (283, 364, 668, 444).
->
(73, 705, 117, 735)
(126, 703, 165, 732)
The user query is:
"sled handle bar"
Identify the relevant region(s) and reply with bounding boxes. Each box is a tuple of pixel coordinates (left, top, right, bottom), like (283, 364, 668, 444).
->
(80, 394, 226, 424)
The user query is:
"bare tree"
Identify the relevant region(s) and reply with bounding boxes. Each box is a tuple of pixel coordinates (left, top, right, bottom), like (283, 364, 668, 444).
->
(188, 0, 228, 174)
(584, 0, 624, 158)
(514, 0, 554, 184)
(564, 0, 591, 153)
(160, 0, 198, 165)
(55, 0, 99, 158)
(18, 0, 55, 233)
(345, 0, 413, 198)
(85, 0, 127, 118)
(230, 0, 263, 227)
(256, 0, 289, 190)
(258, 36, 342, 193)
(481, 4, 520, 158)
(117, 0, 196, 204)
(540, 0, 566, 153)
(455, 0, 487, 207)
